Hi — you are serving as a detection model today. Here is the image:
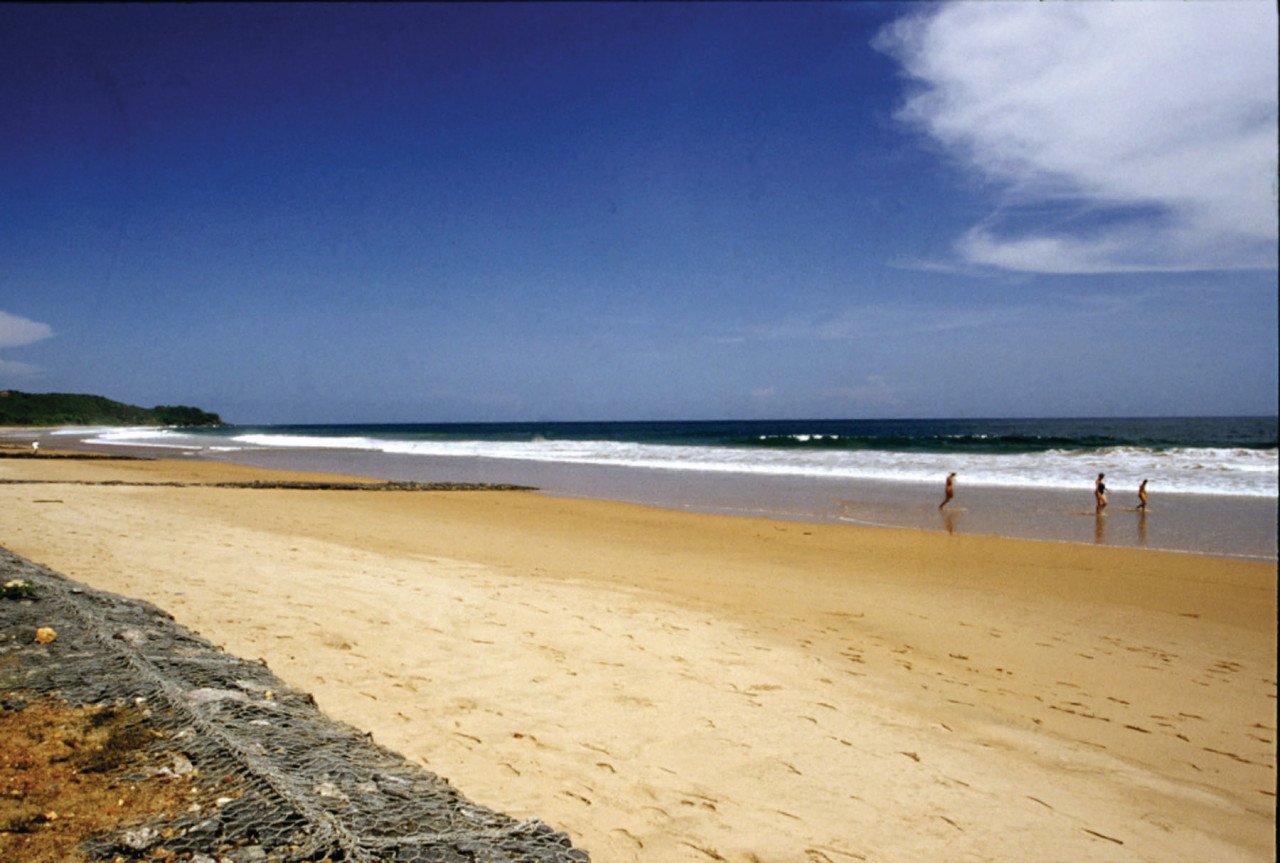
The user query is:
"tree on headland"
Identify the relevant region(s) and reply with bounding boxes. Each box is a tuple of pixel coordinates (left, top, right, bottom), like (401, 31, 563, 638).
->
(0, 391, 222, 427)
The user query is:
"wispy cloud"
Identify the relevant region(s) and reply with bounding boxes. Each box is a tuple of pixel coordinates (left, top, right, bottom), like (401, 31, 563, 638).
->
(0, 310, 53, 382)
(0, 358, 43, 380)
(823, 374, 901, 411)
(815, 305, 1029, 340)
(0, 310, 53, 349)
(885, 257, 968, 276)
(720, 290, 1159, 348)
(876, 2, 1278, 274)
(731, 303, 1032, 344)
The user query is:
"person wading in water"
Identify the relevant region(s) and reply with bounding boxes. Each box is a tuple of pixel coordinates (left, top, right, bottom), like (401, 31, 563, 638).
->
(939, 472, 957, 510)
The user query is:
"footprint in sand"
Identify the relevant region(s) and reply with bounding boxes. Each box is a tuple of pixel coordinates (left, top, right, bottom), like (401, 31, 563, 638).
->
(610, 828, 643, 849)
(512, 732, 551, 750)
(321, 634, 354, 651)
(561, 790, 593, 806)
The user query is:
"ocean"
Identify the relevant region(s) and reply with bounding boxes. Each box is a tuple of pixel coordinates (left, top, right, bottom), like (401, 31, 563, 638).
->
(49, 416, 1280, 560)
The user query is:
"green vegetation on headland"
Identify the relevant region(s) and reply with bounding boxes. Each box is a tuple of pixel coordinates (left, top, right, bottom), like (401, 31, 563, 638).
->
(0, 391, 222, 427)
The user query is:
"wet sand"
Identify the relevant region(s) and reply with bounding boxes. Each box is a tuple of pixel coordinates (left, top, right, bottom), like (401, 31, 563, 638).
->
(1, 451, 1275, 861)
(170, 447, 1280, 560)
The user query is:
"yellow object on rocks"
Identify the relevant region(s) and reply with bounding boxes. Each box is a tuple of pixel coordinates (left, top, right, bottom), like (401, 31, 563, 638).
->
(34, 626, 57, 644)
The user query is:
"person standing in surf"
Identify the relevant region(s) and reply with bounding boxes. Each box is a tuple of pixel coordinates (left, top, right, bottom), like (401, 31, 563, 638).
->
(1094, 473, 1108, 513)
(939, 472, 957, 510)
(1137, 479, 1149, 511)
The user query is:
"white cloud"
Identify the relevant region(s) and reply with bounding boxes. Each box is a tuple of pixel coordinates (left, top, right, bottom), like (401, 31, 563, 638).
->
(876, 2, 1278, 273)
(0, 310, 54, 349)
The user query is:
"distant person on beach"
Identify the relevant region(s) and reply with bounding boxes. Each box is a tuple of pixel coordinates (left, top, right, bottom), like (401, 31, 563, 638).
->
(939, 472, 957, 510)
(1094, 473, 1108, 513)
(1137, 479, 1149, 511)
(31, 441, 38, 455)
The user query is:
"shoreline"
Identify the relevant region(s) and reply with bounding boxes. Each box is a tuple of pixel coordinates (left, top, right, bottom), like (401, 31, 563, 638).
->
(1, 451, 1275, 861)
(4, 429, 1275, 561)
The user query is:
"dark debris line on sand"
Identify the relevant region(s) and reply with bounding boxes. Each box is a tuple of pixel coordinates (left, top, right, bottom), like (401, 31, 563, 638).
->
(0, 546, 586, 863)
(0, 452, 144, 461)
(0, 480, 537, 492)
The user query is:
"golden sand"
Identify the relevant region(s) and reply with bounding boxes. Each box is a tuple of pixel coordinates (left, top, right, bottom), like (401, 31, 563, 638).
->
(1, 452, 1274, 861)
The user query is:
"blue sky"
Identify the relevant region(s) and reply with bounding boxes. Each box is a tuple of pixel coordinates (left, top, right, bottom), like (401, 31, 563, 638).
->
(2, 2, 1276, 424)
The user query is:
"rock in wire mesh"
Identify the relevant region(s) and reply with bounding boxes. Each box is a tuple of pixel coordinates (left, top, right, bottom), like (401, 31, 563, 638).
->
(1, 546, 588, 863)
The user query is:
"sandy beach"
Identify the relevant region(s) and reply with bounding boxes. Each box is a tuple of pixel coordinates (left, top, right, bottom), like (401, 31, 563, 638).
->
(1, 451, 1275, 861)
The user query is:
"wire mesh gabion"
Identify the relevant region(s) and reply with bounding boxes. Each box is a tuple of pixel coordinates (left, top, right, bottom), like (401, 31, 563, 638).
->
(1, 546, 589, 863)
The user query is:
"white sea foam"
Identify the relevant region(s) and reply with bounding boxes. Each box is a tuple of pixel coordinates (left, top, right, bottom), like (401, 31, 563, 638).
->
(81, 428, 1279, 498)
(84, 428, 214, 450)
